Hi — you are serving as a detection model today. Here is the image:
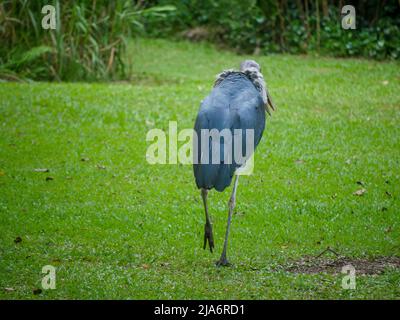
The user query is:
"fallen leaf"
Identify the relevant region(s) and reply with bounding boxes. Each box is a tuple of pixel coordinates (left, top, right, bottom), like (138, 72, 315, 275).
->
(32, 288, 42, 295)
(353, 188, 366, 196)
(142, 264, 150, 270)
(4, 287, 15, 292)
(382, 80, 389, 85)
(14, 236, 22, 244)
(34, 168, 49, 172)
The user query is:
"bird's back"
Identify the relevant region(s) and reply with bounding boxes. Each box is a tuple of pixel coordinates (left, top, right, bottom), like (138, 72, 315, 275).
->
(193, 72, 266, 192)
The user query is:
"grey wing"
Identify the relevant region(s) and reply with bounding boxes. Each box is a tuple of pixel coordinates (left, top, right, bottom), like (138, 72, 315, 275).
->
(193, 86, 265, 192)
(230, 93, 266, 172)
(193, 91, 232, 191)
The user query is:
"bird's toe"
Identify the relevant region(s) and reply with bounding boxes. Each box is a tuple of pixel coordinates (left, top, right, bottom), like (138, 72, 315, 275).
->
(215, 258, 231, 267)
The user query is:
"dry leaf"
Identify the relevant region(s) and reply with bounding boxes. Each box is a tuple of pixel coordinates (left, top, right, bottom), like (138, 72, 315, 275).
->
(34, 168, 49, 172)
(142, 264, 150, 270)
(353, 188, 366, 196)
(4, 287, 15, 292)
(14, 236, 22, 244)
(382, 80, 389, 85)
(32, 288, 42, 295)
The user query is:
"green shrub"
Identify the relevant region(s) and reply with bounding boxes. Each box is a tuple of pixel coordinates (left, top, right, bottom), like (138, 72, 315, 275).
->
(144, 0, 400, 60)
(0, 0, 175, 81)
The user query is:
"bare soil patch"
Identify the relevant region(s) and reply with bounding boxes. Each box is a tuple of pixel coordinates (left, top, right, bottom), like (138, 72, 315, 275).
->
(285, 256, 400, 275)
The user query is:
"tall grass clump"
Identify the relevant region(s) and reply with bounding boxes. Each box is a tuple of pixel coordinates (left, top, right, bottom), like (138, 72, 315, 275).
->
(0, 0, 174, 81)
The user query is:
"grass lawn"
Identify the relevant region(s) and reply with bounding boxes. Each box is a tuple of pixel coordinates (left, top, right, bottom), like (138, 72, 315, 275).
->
(0, 38, 399, 299)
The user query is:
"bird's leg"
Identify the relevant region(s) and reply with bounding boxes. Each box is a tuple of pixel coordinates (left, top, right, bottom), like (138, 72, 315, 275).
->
(216, 175, 239, 267)
(201, 188, 214, 253)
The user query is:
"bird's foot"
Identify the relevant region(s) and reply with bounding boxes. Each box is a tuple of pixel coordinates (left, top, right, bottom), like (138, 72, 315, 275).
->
(216, 256, 231, 267)
(203, 222, 214, 253)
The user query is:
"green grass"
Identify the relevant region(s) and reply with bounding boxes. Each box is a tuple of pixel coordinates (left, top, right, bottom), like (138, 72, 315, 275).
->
(0, 38, 399, 299)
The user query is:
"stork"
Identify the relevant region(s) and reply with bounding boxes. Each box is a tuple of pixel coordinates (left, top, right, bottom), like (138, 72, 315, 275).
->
(193, 60, 275, 266)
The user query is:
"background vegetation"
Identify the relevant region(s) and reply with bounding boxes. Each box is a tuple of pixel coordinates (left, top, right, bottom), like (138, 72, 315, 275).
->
(1, 38, 399, 299)
(146, 0, 400, 60)
(1, 1, 399, 82)
(0, 0, 174, 81)
(1, 1, 399, 300)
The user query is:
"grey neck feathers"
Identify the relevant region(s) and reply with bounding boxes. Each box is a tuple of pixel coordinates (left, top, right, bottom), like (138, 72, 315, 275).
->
(214, 68, 268, 106)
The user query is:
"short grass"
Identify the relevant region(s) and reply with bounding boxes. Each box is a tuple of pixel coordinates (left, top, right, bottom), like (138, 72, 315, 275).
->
(0, 38, 399, 299)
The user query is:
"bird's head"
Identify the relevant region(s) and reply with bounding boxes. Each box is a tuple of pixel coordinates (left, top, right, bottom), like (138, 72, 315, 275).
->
(240, 60, 276, 114)
(239, 60, 261, 73)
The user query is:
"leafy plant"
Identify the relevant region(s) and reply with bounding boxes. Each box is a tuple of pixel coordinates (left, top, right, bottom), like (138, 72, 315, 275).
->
(0, 0, 175, 81)
(145, 0, 400, 60)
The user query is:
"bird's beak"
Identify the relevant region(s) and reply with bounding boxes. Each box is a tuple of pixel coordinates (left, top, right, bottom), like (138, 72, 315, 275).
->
(265, 92, 276, 115)
(267, 92, 276, 111)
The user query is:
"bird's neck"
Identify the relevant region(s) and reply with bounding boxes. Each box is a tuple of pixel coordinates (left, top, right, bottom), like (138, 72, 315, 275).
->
(242, 69, 268, 106)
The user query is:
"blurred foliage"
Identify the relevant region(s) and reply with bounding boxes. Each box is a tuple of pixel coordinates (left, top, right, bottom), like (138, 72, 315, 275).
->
(0, 0, 175, 81)
(1, 38, 399, 299)
(1, 1, 398, 82)
(144, 0, 400, 60)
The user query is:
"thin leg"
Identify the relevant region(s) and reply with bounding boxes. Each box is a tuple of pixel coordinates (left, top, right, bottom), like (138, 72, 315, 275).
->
(201, 188, 214, 253)
(216, 175, 239, 266)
